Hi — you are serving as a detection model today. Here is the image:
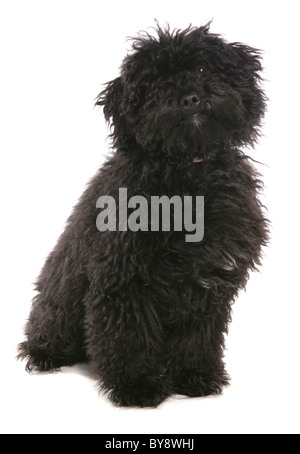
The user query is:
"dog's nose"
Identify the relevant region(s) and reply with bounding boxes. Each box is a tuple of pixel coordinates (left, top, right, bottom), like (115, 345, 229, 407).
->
(179, 92, 201, 110)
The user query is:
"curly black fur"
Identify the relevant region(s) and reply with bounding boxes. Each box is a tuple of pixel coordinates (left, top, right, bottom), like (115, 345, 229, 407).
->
(18, 23, 269, 407)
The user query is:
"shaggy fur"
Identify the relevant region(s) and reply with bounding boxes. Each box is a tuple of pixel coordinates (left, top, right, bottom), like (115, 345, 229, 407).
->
(18, 24, 268, 407)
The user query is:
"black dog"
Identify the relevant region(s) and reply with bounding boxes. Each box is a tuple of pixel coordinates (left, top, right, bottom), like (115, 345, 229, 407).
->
(18, 24, 268, 407)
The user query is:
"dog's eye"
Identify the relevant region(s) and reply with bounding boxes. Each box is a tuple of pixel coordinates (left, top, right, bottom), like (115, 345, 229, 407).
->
(196, 65, 207, 75)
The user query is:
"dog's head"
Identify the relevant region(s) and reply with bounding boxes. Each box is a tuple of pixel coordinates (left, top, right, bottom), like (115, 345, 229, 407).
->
(96, 24, 266, 159)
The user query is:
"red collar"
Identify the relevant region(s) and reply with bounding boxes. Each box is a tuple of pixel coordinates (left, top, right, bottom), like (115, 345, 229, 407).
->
(193, 152, 216, 164)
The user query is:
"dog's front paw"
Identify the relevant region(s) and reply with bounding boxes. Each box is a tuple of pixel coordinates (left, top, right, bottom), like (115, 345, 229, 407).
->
(101, 375, 171, 408)
(173, 370, 230, 397)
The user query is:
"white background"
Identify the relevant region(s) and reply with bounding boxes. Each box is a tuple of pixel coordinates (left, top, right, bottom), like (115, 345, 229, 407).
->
(1, 0, 299, 435)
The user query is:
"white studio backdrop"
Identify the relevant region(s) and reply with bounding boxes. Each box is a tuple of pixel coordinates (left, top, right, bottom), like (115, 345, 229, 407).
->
(0, 0, 299, 434)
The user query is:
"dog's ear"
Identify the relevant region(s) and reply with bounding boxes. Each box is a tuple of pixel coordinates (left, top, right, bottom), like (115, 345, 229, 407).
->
(229, 43, 263, 78)
(95, 77, 124, 123)
(227, 43, 266, 144)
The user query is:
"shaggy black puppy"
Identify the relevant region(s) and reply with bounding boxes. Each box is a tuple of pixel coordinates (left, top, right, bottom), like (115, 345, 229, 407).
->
(18, 24, 268, 407)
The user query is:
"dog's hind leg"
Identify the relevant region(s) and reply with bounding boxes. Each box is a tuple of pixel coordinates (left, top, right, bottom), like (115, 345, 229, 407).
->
(18, 231, 89, 372)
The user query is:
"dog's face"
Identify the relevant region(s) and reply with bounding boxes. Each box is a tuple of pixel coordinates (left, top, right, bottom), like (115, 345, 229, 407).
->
(97, 24, 266, 159)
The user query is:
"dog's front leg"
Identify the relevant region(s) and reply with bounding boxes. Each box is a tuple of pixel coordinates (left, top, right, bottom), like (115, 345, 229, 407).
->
(166, 282, 232, 398)
(84, 275, 172, 408)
